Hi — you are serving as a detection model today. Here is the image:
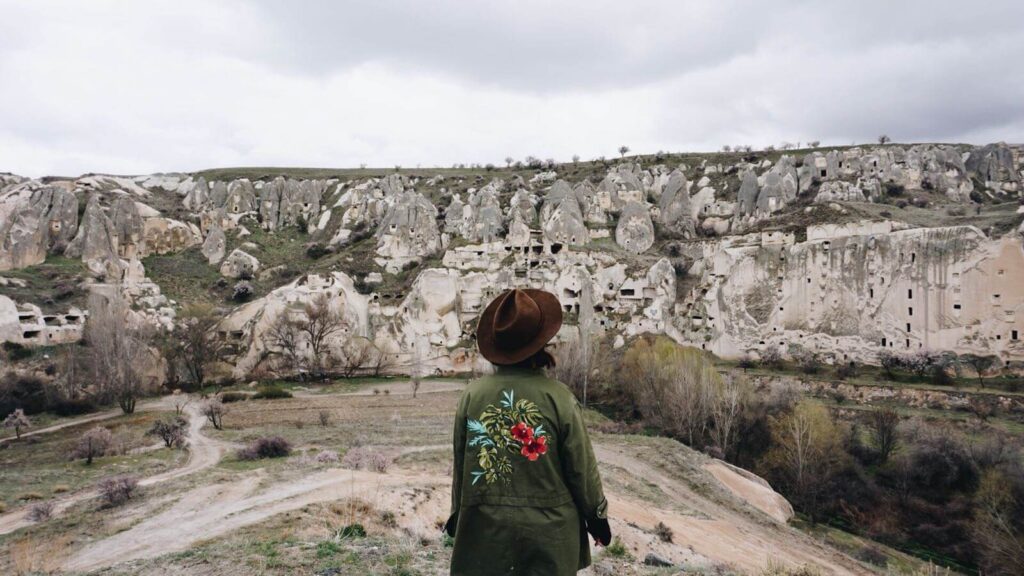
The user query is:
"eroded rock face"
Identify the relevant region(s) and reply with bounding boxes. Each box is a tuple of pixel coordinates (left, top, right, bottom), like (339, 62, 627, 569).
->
(220, 248, 260, 279)
(658, 169, 695, 237)
(736, 170, 760, 217)
(541, 180, 589, 245)
(375, 190, 441, 263)
(0, 184, 79, 270)
(64, 195, 126, 279)
(224, 179, 258, 216)
(464, 186, 503, 242)
(967, 143, 1020, 192)
(615, 201, 655, 253)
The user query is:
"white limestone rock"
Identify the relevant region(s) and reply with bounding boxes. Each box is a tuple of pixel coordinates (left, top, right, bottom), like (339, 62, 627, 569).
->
(220, 248, 260, 279)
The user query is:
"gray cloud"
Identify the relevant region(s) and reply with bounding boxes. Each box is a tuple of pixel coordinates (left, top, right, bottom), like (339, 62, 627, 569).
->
(0, 0, 1022, 176)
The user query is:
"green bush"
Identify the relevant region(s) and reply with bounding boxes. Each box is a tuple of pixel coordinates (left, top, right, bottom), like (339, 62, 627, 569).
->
(339, 523, 367, 538)
(220, 392, 248, 403)
(252, 386, 292, 400)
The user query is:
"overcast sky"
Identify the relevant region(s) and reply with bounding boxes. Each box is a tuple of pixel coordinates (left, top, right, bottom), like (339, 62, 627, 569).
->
(2, 0, 1023, 177)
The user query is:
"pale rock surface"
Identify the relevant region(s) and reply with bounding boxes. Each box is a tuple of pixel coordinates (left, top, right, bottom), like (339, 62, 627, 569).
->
(219, 249, 260, 279)
(615, 201, 655, 253)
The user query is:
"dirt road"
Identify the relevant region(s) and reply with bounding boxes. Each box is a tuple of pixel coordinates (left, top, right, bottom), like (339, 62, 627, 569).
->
(60, 439, 869, 575)
(0, 400, 231, 536)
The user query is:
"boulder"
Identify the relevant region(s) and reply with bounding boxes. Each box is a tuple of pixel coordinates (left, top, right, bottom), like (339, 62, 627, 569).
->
(220, 248, 260, 279)
(201, 223, 227, 264)
(110, 196, 146, 259)
(224, 179, 258, 215)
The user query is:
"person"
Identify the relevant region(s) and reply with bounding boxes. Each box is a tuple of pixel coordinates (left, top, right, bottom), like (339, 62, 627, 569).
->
(446, 288, 611, 575)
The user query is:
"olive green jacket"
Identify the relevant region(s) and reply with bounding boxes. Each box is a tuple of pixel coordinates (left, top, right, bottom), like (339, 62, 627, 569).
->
(449, 367, 608, 575)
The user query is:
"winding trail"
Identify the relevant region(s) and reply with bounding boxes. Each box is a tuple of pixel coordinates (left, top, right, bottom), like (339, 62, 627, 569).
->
(0, 400, 231, 536)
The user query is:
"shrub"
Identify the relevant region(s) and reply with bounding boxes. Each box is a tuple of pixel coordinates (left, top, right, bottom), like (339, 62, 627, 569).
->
(219, 391, 248, 403)
(27, 501, 54, 522)
(252, 386, 292, 400)
(342, 446, 392, 473)
(0, 501, 6, 513)
(52, 485, 69, 494)
(147, 417, 187, 448)
(339, 523, 367, 539)
(232, 280, 254, 302)
(318, 410, 332, 427)
(835, 361, 857, 380)
(654, 521, 673, 543)
(381, 510, 398, 528)
(71, 426, 113, 464)
(737, 355, 756, 372)
(604, 537, 629, 558)
(305, 243, 329, 259)
(314, 450, 340, 464)
(0, 373, 47, 416)
(854, 545, 888, 567)
(52, 397, 98, 416)
(760, 345, 783, 370)
(201, 399, 226, 430)
(930, 364, 954, 387)
(2, 342, 33, 362)
(884, 182, 905, 197)
(97, 475, 139, 508)
(237, 436, 291, 460)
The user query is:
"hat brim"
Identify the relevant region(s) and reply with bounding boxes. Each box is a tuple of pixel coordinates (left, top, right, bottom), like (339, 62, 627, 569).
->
(476, 289, 563, 365)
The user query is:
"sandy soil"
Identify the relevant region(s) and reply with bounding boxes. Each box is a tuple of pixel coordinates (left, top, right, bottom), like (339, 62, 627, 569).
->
(703, 460, 794, 524)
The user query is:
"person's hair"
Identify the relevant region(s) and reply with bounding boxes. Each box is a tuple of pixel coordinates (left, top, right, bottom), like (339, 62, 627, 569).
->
(511, 348, 556, 369)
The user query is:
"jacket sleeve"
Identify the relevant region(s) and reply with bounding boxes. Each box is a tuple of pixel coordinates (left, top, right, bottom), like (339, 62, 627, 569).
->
(450, 389, 469, 516)
(560, 398, 608, 521)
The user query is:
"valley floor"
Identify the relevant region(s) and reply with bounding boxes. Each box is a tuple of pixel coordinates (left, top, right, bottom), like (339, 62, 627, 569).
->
(0, 380, 932, 575)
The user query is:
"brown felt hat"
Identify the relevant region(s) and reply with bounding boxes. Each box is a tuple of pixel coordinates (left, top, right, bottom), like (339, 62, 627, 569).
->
(476, 288, 563, 365)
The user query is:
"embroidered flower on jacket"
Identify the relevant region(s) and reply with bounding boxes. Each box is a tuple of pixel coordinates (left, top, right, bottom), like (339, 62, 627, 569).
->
(467, 389, 549, 485)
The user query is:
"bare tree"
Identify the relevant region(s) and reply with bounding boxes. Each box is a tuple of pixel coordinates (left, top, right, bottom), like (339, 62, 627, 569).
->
(3, 408, 31, 439)
(266, 311, 304, 377)
(618, 145, 630, 158)
(338, 337, 374, 377)
(963, 354, 995, 389)
(369, 341, 396, 377)
(710, 376, 749, 460)
(171, 305, 226, 391)
(867, 408, 900, 463)
(878, 134, 891, 145)
(200, 398, 226, 430)
(721, 145, 732, 153)
(971, 470, 1024, 575)
(73, 426, 113, 465)
(504, 156, 513, 168)
(808, 140, 821, 148)
(572, 154, 580, 164)
(300, 295, 346, 379)
(172, 393, 191, 417)
(86, 293, 155, 414)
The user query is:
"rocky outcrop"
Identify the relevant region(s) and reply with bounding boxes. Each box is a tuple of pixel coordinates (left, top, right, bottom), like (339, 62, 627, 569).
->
(64, 195, 126, 279)
(616, 201, 655, 253)
(201, 223, 227, 264)
(541, 180, 589, 246)
(658, 170, 695, 237)
(375, 190, 441, 268)
(219, 248, 260, 279)
(967, 143, 1020, 193)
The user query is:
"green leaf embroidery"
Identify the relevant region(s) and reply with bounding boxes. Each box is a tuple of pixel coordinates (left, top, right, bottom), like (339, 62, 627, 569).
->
(465, 388, 550, 486)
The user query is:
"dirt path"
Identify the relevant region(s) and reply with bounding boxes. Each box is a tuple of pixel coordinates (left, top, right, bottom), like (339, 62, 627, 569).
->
(0, 400, 231, 536)
(59, 437, 869, 575)
(63, 458, 450, 572)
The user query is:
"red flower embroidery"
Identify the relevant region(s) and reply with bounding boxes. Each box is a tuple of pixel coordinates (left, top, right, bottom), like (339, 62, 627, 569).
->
(510, 422, 534, 443)
(520, 434, 548, 461)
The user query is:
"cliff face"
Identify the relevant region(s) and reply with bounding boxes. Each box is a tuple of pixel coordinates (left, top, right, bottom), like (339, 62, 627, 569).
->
(1, 143, 1022, 374)
(680, 223, 1023, 365)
